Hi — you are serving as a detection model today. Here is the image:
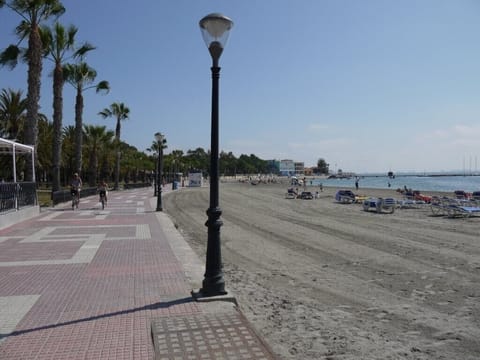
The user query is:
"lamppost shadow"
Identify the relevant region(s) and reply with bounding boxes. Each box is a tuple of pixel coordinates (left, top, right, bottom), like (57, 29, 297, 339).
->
(0, 295, 194, 341)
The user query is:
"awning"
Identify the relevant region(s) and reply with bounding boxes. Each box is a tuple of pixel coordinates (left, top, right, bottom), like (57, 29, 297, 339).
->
(0, 138, 35, 182)
(0, 138, 34, 154)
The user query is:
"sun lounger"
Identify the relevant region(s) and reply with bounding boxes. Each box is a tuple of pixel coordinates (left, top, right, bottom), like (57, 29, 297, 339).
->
(446, 205, 480, 218)
(354, 195, 368, 203)
(362, 197, 396, 214)
(430, 196, 480, 217)
(285, 188, 297, 199)
(335, 190, 356, 204)
(397, 199, 425, 209)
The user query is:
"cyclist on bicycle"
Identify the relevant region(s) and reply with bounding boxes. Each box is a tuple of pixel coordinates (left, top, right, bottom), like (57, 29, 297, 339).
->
(97, 179, 108, 205)
(70, 173, 82, 208)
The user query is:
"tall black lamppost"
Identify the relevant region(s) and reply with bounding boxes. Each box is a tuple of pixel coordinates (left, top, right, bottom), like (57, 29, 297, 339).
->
(155, 132, 164, 212)
(196, 13, 233, 297)
(154, 156, 158, 196)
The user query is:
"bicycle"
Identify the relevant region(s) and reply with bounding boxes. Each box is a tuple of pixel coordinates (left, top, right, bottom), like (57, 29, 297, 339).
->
(71, 188, 80, 209)
(99, 190, 107, 210)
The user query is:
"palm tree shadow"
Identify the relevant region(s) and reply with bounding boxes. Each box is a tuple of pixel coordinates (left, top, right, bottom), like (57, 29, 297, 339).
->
(0, 296, 194, 340)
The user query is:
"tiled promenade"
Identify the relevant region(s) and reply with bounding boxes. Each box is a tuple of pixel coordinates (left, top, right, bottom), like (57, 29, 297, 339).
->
(0, 187, 276, 359)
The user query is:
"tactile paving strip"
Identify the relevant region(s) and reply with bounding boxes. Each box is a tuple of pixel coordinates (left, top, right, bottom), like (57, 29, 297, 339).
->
(151, 311, 276, 360)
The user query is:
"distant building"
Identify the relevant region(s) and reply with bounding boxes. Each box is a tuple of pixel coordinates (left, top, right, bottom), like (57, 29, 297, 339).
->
(294, 162, 304, 175)
(279, 159, 295, 176)
(304, 167, 313, 176)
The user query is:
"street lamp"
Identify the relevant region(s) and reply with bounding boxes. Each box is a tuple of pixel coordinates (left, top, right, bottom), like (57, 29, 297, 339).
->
(154, 158, 158, 197)
(195, 13, 233, 298)
(155, 132, 164, 212)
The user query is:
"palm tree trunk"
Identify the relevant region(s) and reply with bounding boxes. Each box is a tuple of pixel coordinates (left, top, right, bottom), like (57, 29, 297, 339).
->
(114, 150, 120, 190)
(52, 64, 64, 192)
(24, 24, 43, 181)
(114, 119, 121, 190)
(88, 150, 98, 186)
(74, 88, 84, 174)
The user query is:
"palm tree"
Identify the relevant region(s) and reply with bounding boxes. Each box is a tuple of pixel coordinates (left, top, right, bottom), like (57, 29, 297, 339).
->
(61, 124, 75, 184)
(98, 102, 130, 190)
(98, 137, 116, 184)
(42, 22, 95, 192)
(185, 147, 209, 173)
(0, 0, 65, 181)
(170, 149, 183, 181)
(0, 88, 26, 140)
(37, 115, 53, 183)
(63, 62, 109, 176)
(83, 124, 114, 186)
(147, 134, 167, 192)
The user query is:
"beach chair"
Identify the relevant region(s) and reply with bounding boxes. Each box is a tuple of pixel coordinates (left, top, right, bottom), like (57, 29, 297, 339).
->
(430, 196, 449, 216)
(430, 196, 479, 217)
(354, 195, 368, 203)
(397, 198, 424, 209)
(472, 191, 480, 201)
(285, 188, 297, 199)
(362, 197, 396, 214)
(446, 204, 480, 218)
(454, 190, 470, 199)
(335, 190, 356, 204)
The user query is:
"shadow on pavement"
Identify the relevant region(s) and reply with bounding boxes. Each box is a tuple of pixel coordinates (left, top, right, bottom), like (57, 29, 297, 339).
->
(0, 296, 194, 340)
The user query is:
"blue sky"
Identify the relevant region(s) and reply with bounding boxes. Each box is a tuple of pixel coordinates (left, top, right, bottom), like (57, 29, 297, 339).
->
(1, 0, 480, 173)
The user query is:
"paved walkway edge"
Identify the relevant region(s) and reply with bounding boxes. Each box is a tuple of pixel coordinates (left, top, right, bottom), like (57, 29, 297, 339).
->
(150, 195, 279, 359)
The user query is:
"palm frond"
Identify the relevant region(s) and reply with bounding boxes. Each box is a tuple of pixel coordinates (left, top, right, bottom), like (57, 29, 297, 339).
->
(96, 80, 110, 94)
(0, 45, 22, 69)
(98, 109, 113, 118)
(15, 20, 30, 40)
(74, 42, 95, 59)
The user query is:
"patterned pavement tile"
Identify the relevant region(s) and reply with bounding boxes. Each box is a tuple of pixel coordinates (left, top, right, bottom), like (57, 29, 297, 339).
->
(0, 188, 274, 359)
(152, 311, 276, 360)
(0, 295, 40, 344)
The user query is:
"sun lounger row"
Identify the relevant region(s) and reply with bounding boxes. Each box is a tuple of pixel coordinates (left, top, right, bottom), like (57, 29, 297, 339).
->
(332, 190, 480, 218)
(362, 197, 396, 213)
(430, 196, 480, 218)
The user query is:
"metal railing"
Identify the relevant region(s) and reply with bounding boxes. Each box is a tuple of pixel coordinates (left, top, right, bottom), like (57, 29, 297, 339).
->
(123, 182, 152, 189)
(51, 187, 99, 206)
(0, 182, 37, 213)
(51, 183, 152, 206)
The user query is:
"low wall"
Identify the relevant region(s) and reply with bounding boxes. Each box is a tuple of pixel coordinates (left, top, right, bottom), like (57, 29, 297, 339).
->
(0, 205, 40, 230)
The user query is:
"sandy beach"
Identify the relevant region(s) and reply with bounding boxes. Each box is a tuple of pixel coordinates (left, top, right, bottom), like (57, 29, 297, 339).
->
(163, 181, 480, 360)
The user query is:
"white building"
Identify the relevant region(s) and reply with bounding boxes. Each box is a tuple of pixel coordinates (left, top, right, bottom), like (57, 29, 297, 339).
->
(279, 160, 295, 176)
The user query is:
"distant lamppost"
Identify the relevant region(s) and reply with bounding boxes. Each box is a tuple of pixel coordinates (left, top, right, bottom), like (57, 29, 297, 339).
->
(155, 132, 164, 212)
(154, 159, 158, 197)
(195, 13, 234, 297)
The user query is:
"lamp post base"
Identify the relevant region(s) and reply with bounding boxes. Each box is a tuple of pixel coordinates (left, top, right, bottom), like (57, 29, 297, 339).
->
(191, 289, 236, 305)
(156, 193, 163, 211)
(195, 273, 227, 298)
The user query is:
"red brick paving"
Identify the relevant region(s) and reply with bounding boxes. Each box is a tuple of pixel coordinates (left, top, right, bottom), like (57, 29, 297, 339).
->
(0, 188, 202, 359)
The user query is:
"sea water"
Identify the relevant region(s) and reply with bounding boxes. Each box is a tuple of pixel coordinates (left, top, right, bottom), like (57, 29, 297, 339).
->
(310, 175, 480, 193)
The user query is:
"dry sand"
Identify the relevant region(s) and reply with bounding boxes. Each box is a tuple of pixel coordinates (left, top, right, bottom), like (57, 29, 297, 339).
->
(163, 181, 480, 360)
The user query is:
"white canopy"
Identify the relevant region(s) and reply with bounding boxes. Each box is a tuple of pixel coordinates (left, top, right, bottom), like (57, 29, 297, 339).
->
(0, 138, 35, 182)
